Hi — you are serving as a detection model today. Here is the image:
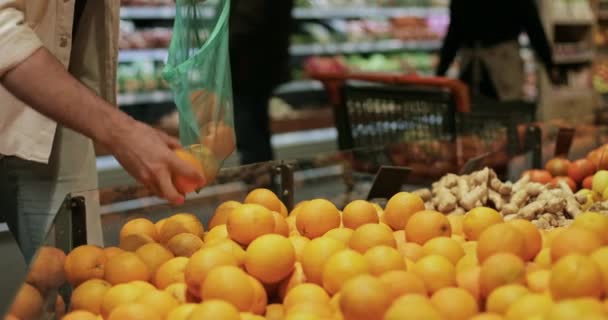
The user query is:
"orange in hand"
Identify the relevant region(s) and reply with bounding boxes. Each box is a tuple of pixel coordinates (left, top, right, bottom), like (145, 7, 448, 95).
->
(173, 149, 205, 194)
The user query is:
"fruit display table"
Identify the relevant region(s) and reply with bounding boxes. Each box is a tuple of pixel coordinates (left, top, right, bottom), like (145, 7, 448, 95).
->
(5, 120, 608, 319)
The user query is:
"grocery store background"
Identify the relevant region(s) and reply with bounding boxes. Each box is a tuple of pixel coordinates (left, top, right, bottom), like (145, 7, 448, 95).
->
(103, 0, 601, 188)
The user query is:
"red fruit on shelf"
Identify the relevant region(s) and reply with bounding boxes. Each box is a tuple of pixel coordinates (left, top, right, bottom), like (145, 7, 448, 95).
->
(545, 158, 571, 177)
(583, 176, 593, 190)
(549, 176, 577, 192)
(522, 170, 553, 184)
(588, 147, 608, 170)
(568, 159, 596, 184)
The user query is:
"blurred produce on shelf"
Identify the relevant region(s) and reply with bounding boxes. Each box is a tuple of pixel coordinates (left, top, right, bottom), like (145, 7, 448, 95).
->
(294, 0, 448, 8)
(118, 61, 169, 94)
(303, 53, 437, 76)
(119, 21, 173, 50)
(120, 0, 173, 6)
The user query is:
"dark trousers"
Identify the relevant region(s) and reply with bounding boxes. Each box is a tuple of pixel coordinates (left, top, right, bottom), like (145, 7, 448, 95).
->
(460, 62, 499, 100)
(233, 92, 274, 165)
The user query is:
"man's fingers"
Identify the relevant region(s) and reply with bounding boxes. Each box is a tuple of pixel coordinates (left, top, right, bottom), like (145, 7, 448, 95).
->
(156, 168, 185, 205)
(158, 131, 182, 149)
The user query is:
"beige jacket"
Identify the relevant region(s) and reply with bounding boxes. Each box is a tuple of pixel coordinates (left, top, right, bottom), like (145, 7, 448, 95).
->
(0, 0, 119, 163)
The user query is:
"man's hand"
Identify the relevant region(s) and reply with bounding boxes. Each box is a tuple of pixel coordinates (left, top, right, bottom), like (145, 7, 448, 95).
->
(2, 48, 205, 204)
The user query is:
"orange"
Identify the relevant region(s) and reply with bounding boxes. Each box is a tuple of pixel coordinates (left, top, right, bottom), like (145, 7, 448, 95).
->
(323, 228, 354, 245)
(100, 283, 145, 318)
(108, 303, 161, 320)
(136, 289, 179, 319)
(400, 242, 424, 262)
(296, 199, 341, 239)
(130, 280, 156, 292)
(430, 287, 479, 320)
(447, 214, 465, 236)
(188, 300, 240, 320)
(245, 234, 296, 284)
(504, 293, 552, 320)
(119, 233, 156, 252)
(591, 247, 608, 293)
(384, 294, 442, 320)
(204, 224, 228, 242)
(550, 254, 603, 300)
(61, 311, 99, 320)
(248, 275, 268, 315)
(379, 270, 427, 300)
(507, 219, 542, 261)
(26, 246, 66, 293)
(412, 254, 456, 294)
(469, 313, 504, 320)
(542, 227, 565, 248)
(283, 283, 330, 310)
(245, 188, 284, 214)
(422, 236, 465, 264)
(120, 218, 159, 243)
(240, 312, 266, 320)
(322, 249, 369, 295)
(393, 230, 407, 249)
(135, 242, 174, 277)
(550, 227, 602, 263)
(284, 302, 333, 318)
(534, 248, 551, 269)
(64, 245, 106, 286)
(383, 192, 425, 230)
(405, 210, 451, 245)
(104, 251, 149, 285)
(340, 274, 392, 320)
(103, 247, 124, 260)
(272, 211, 290, 237)
(546, 299, 606, 320)
(485, 284, 529, 315)
(364, 245, 406, 276)
(572, 212, 608, 244)
(185, 247, 238, 298)
(348, 223, 396, 253)
(462, 241, 477, 255)
(277, 262, 307, 300)
(166, 304, 197, 320)
(476, 223, 526, 262)
(154, 257, 189, 289)
(172, 149, 204, 194)
(70, 279, 111, 314)
(285, 215, 298, 235)
(208, 200, 241, 229)
(456, 265, 481, 301)
(288, 235, 310, 261)
(154, 218, 167, 234)
(9, 283, 44, 320)
(160, 213, 205, 243)
(342, 200, 379, 229)
(164, 283, 188, 304)
(300, 237, 346, 285)
(166, 232, 204, 257)
(462, 207, 503, 241)
(456, 252, 478, 274)
(227, 203, 275, 245)
(201, 265, 255, 312)
(265, 304, 285, 320)
(526, 269, 550, 293)
(203, 238, 246, 266)
(479, 253, 525, 299)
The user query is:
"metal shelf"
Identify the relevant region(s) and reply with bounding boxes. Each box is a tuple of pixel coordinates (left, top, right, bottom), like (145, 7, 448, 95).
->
(292, 6, 448, 19)
(290, 39, 441, 56)
(117, 90, 173, 106)
(118, 48, 168, 62)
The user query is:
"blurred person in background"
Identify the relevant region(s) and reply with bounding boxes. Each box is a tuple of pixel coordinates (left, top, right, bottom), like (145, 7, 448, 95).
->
(0, 1, 204, 259)
(230, 0, 294, 165)
(436, 0, 557, 101)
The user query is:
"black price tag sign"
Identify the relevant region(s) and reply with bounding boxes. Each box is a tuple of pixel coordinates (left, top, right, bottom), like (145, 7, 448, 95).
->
(367, 166, 412, 201)
(460, 152, 492, 175)
(554, 127, 575, 158)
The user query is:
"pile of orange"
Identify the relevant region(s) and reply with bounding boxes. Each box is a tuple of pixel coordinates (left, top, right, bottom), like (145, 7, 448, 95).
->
(12, 189, 608, 320)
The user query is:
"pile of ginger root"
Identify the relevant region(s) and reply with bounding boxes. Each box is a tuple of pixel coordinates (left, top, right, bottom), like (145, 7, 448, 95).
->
(414, 167, 585, 229)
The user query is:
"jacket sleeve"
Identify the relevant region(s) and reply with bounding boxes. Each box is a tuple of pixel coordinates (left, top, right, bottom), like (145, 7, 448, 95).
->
(0, 0, 43, 77)
(436, 0, 462, 76)
(521, 0, 554, 70)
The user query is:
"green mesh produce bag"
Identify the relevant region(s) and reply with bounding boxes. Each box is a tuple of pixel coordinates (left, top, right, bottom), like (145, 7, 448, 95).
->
(163, 0, 234, 183)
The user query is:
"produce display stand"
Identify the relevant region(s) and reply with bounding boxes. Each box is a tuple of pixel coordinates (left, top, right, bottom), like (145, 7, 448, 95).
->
(4, 119, 608, 319)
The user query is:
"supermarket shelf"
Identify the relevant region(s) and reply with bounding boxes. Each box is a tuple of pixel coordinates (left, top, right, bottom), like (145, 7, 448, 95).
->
(275, 80, 324, 95)
(120, 6, 216, 19)
(290, 39, 442, 56)
(118, 48, 168, 62)
(292, 6, 448, 19)
(554, 52, 595, 64)
(118, 90, 174, 106)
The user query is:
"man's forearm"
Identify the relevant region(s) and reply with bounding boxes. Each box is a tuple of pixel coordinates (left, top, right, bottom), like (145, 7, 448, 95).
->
(1, 48, 133, 148)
